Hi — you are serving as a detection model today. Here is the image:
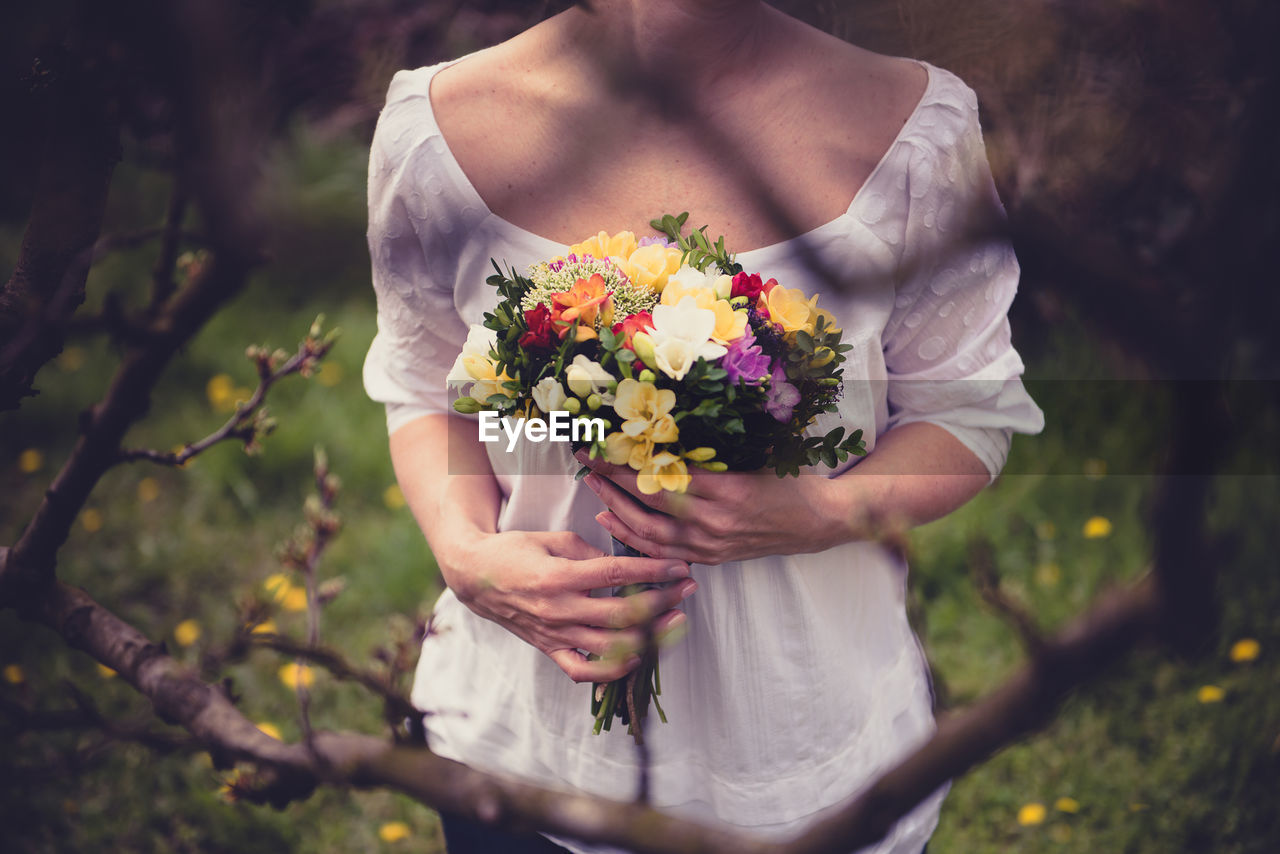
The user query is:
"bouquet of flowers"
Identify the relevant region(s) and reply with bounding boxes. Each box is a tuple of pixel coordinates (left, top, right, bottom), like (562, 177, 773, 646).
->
(447, 213, 867, 742)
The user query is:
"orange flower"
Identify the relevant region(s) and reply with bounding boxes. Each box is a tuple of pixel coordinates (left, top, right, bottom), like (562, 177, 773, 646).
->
(551, 274, 613, 342)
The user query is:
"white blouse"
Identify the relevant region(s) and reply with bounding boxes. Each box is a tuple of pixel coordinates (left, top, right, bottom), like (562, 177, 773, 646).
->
(364, 53, 1043, 854)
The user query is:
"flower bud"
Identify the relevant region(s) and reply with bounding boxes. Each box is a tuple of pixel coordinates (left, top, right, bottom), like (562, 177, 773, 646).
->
(565, 397, 582, 415)
(684, 447, 716, 462)
(452, 397, 482, 414)
(631, 332, 656, 365)
(637, 369, 657, 384)
(586, 393, 602, 411)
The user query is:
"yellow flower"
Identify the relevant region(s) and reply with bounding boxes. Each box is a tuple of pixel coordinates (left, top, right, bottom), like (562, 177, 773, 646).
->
(1197, 684, 1224, 703)
(617, 244, 682, 293)
(603, 431, 657, 471)
(569, 230, 638, 261)
(278, 662, 314, 690)
(764, 284, 820, 334)
(1054, 797, 1080, 814)
(638, 451, 691, 495)
(612, 378, 678, 442)
(97, 663, 116, 678)
(383, 483, 406, 509)
(18, 448, 43, 474)
(249, 619, 277, 635)
(1017, 803, 1047, 826)
(174, 619, 201, 647)
(660, 281, 747, 343)
(205, 374, 252, 413)
(80, 508, 103, 533)
(3, 664, 24, 684)
(378, 821, 412, 843)
(281, 587, 309, 612)
(256, 721, 282, 740)
(813, 306, 842, 336)
(137, 477, 160, 503)
(1082, 516, 1112, 539)
(1229, 638, 1260, 663)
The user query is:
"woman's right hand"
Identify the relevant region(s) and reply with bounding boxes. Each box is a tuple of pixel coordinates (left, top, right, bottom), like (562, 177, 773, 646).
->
(437, 529, 696, 683)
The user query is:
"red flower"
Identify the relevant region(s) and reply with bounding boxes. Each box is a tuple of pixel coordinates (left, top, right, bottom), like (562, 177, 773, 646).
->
(518, 304, 558, 351)
(730, 272, 764, 302)
(611, 311, 654, 351)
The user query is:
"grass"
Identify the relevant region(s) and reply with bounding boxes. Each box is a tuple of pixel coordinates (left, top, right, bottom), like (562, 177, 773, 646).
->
(2, 130, 1278, 853)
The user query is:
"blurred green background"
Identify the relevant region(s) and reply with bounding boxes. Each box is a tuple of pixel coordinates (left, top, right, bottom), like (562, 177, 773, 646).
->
(2, 1, 1278, 852)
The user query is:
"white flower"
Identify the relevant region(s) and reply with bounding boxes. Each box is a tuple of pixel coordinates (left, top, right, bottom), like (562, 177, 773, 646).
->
(446, 325, 498, 388)
(531, 377, 569, 413)
(644, 296, 727, 380)
(446, 325, 512, 404)
(668, 265, 732, 299)
(564, 355, 615, 403)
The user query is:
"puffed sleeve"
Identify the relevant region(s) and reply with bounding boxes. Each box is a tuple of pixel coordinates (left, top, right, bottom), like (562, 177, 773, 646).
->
(882, 72, 1044, 477)
(363, 69, 471, 435)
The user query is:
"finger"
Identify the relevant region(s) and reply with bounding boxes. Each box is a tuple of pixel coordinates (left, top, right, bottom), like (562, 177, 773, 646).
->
(596, 511, 708, 564)
(587, 475, 687, 546)
(556, 625, 644, 658)
(577, 453, 687, 516)
(539, 529, 607, 561)
(570, 553, 690, 590)
(547, 647, 639, 683)
(568, 578, 698, 628)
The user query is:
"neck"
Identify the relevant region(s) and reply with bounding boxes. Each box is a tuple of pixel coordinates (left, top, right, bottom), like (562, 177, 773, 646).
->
(563, 0, 775, 99)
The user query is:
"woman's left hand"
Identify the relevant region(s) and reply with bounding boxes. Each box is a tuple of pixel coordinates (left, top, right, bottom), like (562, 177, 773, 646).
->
(574, 449, 860, 564)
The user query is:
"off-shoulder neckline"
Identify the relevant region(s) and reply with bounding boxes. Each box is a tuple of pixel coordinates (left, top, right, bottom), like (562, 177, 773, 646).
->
(411, 50, 940, 260)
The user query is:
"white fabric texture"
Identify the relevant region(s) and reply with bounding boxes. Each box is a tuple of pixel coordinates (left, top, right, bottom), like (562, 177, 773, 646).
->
(364, 54, 1043, 854)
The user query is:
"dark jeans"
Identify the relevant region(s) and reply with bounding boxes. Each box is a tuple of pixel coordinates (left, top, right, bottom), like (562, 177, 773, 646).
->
(440, 813, 929, 854)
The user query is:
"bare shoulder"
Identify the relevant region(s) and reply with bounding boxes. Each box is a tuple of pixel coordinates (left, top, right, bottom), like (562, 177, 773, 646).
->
(777, 14, 928, 133)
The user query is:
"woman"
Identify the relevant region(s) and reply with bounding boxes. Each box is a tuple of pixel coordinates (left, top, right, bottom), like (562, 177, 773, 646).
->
(363, 2, 1044, 852)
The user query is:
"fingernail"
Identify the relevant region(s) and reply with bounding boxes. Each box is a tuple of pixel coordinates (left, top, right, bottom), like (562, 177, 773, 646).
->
(666, 563, 690, 580)
(595, 511, 613, 530)
(679, 579, 698, 599)
(584, 474, 602, 494)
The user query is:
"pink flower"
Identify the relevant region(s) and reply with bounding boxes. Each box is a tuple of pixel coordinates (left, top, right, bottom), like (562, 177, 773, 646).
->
(764, 361, 801, 422)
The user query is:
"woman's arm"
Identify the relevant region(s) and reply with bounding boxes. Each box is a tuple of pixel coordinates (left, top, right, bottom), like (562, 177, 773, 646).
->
(390, 413, 696, 682)
(574, 420, 988, 565)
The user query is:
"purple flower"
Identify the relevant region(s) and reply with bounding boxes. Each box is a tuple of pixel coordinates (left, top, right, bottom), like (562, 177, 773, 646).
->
(721, 334, 771, 386)
(764, 361, 801, 422)
(637, 235, 672, 248)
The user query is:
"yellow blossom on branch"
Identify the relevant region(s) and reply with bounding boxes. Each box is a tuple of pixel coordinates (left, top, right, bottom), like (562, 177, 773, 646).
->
(3, 664, 24, 684)
(256, 721, 282, 740)
(1054, 797, 1080, 813)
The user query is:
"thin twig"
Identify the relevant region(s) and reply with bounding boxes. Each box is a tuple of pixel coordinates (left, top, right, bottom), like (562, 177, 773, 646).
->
(116, 327, 335, 467)
(968, 539, 1047, 657)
